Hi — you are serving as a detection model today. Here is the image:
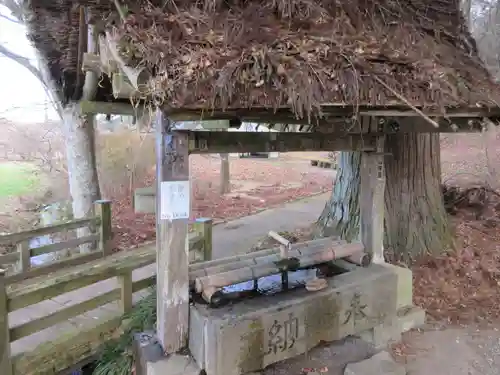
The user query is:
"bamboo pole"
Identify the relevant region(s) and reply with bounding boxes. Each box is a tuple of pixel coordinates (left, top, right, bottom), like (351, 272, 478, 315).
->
(189, 237, 345, 280)
(344, 252, 371, 267)
(194, 242, 364, 292)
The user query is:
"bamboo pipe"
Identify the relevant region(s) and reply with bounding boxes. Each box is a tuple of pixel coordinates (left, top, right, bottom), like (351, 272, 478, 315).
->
(189, 238, 346, 281)
(189, 236, 339, 272)
(344, 252, 371, 267)
(195, 242, 364, 293)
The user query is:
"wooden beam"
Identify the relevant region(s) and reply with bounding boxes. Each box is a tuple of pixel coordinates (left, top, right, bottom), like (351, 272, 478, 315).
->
(185, 130, 376, 154)
(155, 110, 190, 353)
(81, 52, 102, 74)
(359, 118, 386, 264)
(79, 100, 143, 116)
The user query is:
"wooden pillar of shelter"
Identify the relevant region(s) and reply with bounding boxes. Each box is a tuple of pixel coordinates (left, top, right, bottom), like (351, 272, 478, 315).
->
(155, 110, 190, 353)
(360, 119, 385, 264)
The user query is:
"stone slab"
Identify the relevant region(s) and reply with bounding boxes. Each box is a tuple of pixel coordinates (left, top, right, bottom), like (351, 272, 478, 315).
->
(358, 306, 426, 350)
(189, 264, 398, 375)
(146, 355, 201, 375)
(132, 331, 164, 375)
(380, 264, 413, 309)
(344, 351, 406, 375)
(132, 331, 202, 375)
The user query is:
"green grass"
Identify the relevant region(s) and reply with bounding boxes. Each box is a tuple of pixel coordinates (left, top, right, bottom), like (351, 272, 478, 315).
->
(0, 162, 39, 197)
(93, 287, 157, 375)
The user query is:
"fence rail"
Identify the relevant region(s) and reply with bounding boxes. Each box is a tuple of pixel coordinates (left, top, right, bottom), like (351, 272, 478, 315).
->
(0, 209, 213, 375)
(0, 200, 112, 284)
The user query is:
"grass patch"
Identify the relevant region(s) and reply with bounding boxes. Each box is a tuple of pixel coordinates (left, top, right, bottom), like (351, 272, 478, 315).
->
(93, 286, 157, 375)
(0, 162, 39, 197)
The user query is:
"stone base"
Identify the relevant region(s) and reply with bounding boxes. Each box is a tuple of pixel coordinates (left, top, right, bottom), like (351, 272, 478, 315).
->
(358, 305, 425, 350)
(132, 331, 202, 375)
(189, 264, 399, 375)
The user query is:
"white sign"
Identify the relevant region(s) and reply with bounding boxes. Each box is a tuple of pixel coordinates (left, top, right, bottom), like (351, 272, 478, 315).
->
(159, 181, 190, 220)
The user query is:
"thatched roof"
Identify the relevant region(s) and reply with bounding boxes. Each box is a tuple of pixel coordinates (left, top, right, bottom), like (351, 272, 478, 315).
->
(24, 0, 500, 119)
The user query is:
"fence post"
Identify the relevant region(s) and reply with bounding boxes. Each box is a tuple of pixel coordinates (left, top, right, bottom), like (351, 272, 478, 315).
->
(119, 271, 133, 314)
(193, 218, 213, 261)
(94, 200, 112, 256)
(16, 240, 30, 273)
(0, 269, 12, 375)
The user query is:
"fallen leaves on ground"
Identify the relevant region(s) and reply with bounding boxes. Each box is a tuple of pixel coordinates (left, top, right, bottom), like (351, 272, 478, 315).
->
(109, 155, 332, 251)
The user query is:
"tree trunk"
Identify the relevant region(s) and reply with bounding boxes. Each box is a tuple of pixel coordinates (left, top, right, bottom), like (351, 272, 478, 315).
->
(315, 133, 452, 262)
(220, 153, 230, 194)
(384, 133, 452, 261)
(315, 151, 361, 241)
(63, 105, 102, 253)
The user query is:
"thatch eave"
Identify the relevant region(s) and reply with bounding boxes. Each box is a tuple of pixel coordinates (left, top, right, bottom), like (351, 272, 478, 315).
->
(24, 0, 500, 126)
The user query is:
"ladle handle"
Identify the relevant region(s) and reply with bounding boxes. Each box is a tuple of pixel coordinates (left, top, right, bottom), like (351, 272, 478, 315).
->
(268, 231, 291, 258)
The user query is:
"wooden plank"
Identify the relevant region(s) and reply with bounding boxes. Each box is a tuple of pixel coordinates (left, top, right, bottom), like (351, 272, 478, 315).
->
(12, 315, 124, 375)
(0, 269, 12, 375)
(0, 253, 18, 265)
(155, 110, 190, 353)
(360, 119, 386, 264)
(94, 200, 113, 255)
(132, 276, 156, 293)
(186, 131, 376, 154)
(30, 234, 99, 257)
(0, 218, 99, 246)
(9, 289, 120, 341)
(119, 272, 133, 314)
(6, 250, 104, 285)
(16, 241, 30, 273)
(7, 251, 155, 311)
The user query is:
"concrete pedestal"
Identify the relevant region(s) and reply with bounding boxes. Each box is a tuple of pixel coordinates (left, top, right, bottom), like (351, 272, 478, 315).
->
(189, 264, 400, 375)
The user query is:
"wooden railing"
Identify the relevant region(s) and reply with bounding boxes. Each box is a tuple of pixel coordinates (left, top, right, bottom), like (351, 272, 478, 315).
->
(0, 213, 213, 375)
(0, 200, 113, 284)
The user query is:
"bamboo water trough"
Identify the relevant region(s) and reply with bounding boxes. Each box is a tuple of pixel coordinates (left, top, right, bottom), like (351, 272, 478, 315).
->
(193, 237, 368, 293)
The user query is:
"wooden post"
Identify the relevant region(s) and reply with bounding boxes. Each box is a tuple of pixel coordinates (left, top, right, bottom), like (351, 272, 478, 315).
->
(155, 110, 190, 353)
(119, 271, 133, 314)
(192, 218, 213, 261)
(94, 200, 112, 255)
(0, 269, 12, 375)
(360, 135, 386, 264)
(16, 241, 31, 273)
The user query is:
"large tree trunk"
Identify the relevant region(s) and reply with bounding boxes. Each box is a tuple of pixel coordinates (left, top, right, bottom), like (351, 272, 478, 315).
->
(63, 105, 102, 253)
(384, 133, 453, 260)
(315, 133, 453, 262)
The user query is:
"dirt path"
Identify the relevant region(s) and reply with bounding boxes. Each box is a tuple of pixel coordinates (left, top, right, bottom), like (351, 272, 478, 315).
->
(399, 325, 500, 375)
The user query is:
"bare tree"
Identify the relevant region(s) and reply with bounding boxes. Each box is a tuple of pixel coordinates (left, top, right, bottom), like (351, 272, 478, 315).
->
(0, 1, 101, 252)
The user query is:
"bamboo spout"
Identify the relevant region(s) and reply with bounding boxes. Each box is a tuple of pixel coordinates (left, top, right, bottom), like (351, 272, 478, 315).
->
(194, 242, 364, 293)
(189, 237, 344, 281)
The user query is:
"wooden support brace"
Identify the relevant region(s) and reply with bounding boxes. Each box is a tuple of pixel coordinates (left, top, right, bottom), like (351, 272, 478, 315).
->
(186, 131, 376, 154)
(155, 111, 190, 354)
(360, 135, 386, 264)
(192, 218, 213, 261)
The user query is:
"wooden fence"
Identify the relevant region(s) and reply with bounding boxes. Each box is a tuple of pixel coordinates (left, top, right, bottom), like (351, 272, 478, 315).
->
(0, 200, 113, 284)
(0, 202, 213, 375)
